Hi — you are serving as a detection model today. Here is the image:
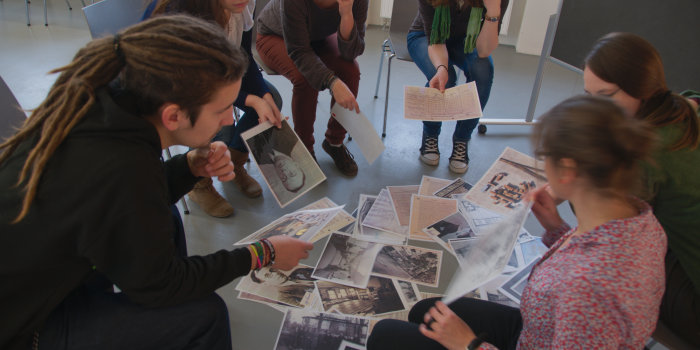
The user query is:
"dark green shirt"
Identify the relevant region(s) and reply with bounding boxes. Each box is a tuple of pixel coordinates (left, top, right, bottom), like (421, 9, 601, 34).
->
(643, 98, 700, 292)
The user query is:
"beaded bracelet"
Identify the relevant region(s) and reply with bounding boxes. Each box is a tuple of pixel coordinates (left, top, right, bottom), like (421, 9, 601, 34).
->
(261, 239, 276, 265)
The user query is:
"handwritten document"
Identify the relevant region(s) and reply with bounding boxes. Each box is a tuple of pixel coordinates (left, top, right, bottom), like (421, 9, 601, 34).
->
(404, 81, 483, 121)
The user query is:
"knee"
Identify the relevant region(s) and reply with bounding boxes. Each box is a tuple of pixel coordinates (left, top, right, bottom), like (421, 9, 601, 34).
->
(408, 298, 438, 323)
(366, 319, 396, 350)
(194, 293, 229, 328)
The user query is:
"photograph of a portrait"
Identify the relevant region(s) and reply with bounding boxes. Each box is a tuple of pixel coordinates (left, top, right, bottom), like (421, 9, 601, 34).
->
(273, 309, 370, 350)
(463, 147, 546, 215)
(242, 120, 326, 208)
(235, 264, 317, 308)
(315, 275, 406, 316)
(372, 244, 443, 287)
(312, 233, 383, 289)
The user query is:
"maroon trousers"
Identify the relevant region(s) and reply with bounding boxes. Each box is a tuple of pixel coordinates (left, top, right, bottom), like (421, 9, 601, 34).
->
(256, 33, 360, 155)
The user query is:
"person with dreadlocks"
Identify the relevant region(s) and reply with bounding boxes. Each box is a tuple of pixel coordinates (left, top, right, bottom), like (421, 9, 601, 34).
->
(0, 15, 312, 350)
(143, 0, 285, 218)
(409, 0, 508, 173)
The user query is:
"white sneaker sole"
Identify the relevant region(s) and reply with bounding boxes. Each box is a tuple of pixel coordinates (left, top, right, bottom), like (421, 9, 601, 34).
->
(449, 162, 468, 174)
(420, 154, 440, 166)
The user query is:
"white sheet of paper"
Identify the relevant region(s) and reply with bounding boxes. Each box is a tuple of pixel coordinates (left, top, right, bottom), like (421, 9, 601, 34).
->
(404, 82, 482, 121)
(331, 105, 385, 165)
(442, 202, 532, 305)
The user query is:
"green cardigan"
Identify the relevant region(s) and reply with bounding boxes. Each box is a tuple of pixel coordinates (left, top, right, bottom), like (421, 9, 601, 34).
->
(643, 91, 700, 292)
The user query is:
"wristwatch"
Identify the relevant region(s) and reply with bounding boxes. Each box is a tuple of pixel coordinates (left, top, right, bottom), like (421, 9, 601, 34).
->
(484, 15, 500, 22)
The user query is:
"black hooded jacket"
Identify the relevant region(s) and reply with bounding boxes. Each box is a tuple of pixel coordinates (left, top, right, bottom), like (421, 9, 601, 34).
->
(0, 87, 252, 349)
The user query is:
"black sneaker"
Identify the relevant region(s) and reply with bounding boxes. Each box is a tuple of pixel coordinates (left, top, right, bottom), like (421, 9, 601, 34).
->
(449, 141, 469, 173)
(322, 139, 358, 177)
(419, 135, 440, 166)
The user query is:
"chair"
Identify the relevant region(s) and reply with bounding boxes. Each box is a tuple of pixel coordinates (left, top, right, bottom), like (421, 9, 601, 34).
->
(372, 0, 418, 138)
(0, 76, 27, 142)
(24, 0, 88, 27)
(83, 0, 190, 214)
(82, 0, 145, 38)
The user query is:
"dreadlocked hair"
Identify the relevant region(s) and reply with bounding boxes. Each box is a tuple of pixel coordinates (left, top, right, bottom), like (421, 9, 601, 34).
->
(0, 14, 248, 223)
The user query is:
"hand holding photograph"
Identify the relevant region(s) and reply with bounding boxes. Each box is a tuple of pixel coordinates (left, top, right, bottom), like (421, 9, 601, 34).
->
(242, 120, 326, 208)
(463, 147, 546, 215)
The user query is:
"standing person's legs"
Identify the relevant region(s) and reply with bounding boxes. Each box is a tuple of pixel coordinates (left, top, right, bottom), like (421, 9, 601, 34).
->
(38, 287, 232, 350)
(367, 297, 522, 350)
(448, 38, 494, 142)
(314, 34, 360, 176)
(407, 31, 459, 166)
(314, 34, 360, 145)
(256, 34, 320, 156)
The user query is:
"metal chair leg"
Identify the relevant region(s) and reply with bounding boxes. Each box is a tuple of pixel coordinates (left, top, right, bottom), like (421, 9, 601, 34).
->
(382, 53, 395, 138)
(43, 0, 47, 26)
(374, 39, 389, 98)
(65, 0, 72, 10)
(25, 0, 30, 26)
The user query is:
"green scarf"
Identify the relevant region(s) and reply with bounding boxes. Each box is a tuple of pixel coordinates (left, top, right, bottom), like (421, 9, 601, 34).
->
(429, 5, 484, 53)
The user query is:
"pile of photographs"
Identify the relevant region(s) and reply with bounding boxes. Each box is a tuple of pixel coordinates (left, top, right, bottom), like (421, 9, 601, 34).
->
(235, 147, 550, 349)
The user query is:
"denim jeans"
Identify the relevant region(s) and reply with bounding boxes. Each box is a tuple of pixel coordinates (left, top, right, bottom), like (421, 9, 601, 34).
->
(214, 79, 283, 152)
(37, 207, 232, 350)
(406, 31, 494, 143)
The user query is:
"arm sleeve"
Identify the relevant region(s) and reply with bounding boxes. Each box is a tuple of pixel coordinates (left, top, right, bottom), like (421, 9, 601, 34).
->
(541, 223, 571, 248)
(82, 153, 253, 307)
(234, 29, 271, 108)
(163, 152, 200, 205)
(418, 0, 436, 40)
(281, 0, 334, 91)
(336, 0, 367, 60)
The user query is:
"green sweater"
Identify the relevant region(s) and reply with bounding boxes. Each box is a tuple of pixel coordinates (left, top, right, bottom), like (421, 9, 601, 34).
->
(643, 95, 700, 293)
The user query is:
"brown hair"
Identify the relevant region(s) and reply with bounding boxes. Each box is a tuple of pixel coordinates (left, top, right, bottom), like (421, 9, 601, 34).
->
(150, 0, 229, 28)
(533, 95, 656, 195)
(0, 15, 248, 222)
(585, 32, 698, 151)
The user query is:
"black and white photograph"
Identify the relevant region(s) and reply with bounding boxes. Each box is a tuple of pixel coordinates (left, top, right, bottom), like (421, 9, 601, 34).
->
(424, 211, 475, 253)
(498, 256, 541, 305)
(361, 189, 407, 236)
(235, 264, 317, 308)
(235, 206, 343, 244)
(372, 245, 442, 287)
(273, 309, 369, 350)
(237, 291, 288, 313)
(315, 275, 406, 316)
(448, 237, 481, 267)
(393, 279, 421, 306)
(357, 195, 406, 245)
(313, 233, 383, 289)
(457, 199, 502, 235)
(338, 340, 366, 350)
(433, 178, 473, 198)
(242, 120, 326, 208)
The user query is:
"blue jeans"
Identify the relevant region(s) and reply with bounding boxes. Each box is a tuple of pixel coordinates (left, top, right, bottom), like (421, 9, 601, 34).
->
(214, 79, 283, 152)
(37, 207, 232, 350)
(406, 31, 494, 143)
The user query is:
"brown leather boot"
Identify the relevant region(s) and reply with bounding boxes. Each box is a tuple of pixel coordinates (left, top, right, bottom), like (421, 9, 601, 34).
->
(187, 178, 234, 218)
(230, 148, 263, 198)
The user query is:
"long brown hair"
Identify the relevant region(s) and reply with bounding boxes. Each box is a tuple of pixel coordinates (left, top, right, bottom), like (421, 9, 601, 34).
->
(0, 15, 248, 222)
(585, 32, 698, 151)
(533, 95, 656, 195)
(150, 0, 229, 28)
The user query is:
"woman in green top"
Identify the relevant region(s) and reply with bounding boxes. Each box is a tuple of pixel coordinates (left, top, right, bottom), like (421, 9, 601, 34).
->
(536, 32, 700, 346)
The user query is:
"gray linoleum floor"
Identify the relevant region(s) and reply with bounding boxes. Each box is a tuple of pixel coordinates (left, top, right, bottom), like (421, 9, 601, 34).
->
(0, 1, 619, 349)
